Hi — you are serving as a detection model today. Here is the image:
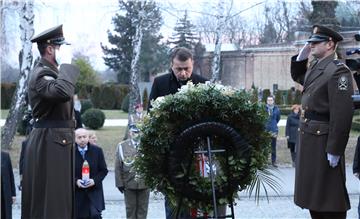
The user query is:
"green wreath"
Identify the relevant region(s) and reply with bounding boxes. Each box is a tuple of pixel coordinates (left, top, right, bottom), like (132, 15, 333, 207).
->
(135, 82, 271, 211)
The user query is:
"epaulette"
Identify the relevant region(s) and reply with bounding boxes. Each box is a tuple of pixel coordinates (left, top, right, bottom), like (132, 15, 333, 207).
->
(333, 60, 344, 66)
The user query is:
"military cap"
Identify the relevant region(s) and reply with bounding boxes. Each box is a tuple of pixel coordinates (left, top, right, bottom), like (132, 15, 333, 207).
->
(307, 25, 343, 43)
(129, 124, 140, 133)
(31, 24, 70, 45)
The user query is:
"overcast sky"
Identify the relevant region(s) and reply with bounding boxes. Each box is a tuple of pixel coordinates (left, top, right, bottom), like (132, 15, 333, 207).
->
(4, 0, 264, 71)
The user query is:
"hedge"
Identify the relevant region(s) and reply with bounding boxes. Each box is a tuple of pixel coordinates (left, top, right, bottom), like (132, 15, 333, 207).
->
(1, 83, 16, 109)
(82, 108, 106, 130)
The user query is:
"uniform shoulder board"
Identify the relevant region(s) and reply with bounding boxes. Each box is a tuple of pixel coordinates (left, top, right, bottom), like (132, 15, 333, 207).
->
(43, 75, 55, 80)
(333, 60, 344, 66)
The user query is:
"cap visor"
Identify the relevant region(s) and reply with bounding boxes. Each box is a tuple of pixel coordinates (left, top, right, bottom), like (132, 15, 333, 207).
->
(306, 38, 327, 43)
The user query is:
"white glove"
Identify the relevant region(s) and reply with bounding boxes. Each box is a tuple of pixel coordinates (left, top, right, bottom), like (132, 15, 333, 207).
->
(56, 45, 73, 65)
(296, 43, 311, 61)
(327, 153, 340, 168)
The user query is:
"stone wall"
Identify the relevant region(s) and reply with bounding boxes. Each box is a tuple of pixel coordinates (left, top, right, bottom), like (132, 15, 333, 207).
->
(200, 30, 360, 92)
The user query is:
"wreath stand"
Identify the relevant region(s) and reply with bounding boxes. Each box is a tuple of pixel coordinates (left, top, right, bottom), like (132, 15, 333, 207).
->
(191, 136, 235, 219)
(170, 122, 248, 219)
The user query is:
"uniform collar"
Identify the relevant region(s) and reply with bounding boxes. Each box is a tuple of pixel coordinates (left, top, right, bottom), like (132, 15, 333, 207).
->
(39, 58, 58, 73)
(316, 53, 336, 70)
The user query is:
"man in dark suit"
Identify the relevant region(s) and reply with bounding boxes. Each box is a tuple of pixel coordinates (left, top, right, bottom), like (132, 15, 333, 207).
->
(75, 128, 108, 219)
(148, 47, 208, 110)
(291, 25, 353, 219)
(148, 47, 208, 218)
(22, 24, 80, 218)
(1, 151, 16, 219)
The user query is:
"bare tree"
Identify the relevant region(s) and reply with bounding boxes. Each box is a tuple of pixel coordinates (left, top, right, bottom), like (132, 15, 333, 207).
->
(1, 0, 34, 149)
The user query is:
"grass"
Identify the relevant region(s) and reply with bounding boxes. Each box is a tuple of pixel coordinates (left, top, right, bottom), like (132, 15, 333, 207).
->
(1, 109, 128, 120)
(3, 126, 126, 171)
(3, 124, 358, 171)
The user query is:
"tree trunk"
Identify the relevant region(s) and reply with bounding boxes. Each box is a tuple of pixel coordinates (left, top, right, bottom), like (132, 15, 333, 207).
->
(211, 0, 225, 83)
(1, 0, 34, 149)
(128, 3, 144, 124)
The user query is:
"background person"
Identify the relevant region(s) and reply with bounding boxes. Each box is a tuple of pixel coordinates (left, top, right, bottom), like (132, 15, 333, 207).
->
(1, 151, 16, 219)
(75, 128, 108, 219)
(290, 25, 353, 219)
(285, 104, 301, 167)
(115, 125, 150, 219)
(265, 95, 281, 167)
(88, 130, 98, 145)
(353, 136, 360, 219)
(22, 24, 80, 219)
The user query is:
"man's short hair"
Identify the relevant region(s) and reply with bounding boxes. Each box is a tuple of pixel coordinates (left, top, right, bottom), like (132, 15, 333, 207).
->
(37, 43, 51, 56)
(170, 47, 193, 62)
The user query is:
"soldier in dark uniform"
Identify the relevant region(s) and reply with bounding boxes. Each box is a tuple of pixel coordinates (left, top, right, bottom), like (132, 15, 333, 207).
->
(22, 24, 80, 219)
(290, 25, 353, 219)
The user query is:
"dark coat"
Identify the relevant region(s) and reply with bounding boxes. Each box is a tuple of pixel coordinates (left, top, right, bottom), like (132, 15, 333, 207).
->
(1, 151, 16, 219)
(75, 143, 108, 218)
(148, 70, 208, 110)
(265, 105, 281, 134)
(291, 53, 353, 212)
(353, 136, 360, 176)
(22, 59, 79, 219)
(285, 112, 300, 144)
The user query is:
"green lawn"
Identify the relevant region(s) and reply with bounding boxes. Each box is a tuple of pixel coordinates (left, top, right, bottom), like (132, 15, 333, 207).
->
(1, 109, 128, 120)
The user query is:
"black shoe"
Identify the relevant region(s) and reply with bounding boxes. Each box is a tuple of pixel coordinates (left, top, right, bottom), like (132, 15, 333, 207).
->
(272, 162, 278, 168)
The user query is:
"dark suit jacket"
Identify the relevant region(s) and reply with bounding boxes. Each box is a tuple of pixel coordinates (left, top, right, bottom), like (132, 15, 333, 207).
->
(1, 151, 16, 219)
(75, 143, 108, 218)
(148, 70, 208, 110)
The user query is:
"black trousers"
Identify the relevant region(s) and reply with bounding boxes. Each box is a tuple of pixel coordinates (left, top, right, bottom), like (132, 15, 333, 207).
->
(309, 210, 346, 219)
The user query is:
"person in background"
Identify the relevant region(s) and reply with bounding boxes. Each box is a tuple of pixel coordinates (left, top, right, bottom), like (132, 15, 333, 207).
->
(115, 124, 150, 219)
(290, 25, 353, 219)
(265, 95, 281, 167)
(353, 136, 360, 219)
(22, 24, 80, 219)
(74, 94, 83, 129)
(1, 151, 16, 219)
(88, 130, 98, 145)
(285, 104, 301, 167)
(75, 128, 108, 219)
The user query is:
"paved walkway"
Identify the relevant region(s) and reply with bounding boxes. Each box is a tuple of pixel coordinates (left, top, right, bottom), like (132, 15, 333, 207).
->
(11, 166, 360, 218)
(0, 119, 288, 127)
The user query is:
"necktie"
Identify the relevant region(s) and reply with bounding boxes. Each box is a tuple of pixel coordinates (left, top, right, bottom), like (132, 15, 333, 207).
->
(80, 149, 86, 159)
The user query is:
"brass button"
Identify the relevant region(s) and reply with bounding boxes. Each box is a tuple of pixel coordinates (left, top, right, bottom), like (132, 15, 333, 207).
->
(302, 131, 304, 134)
(305, 106, 309, 110)
(304, 118, 308, 122)
(297, 128, 300, 131)
(62, 139, 67, 144)
(316, 130, 320, 135)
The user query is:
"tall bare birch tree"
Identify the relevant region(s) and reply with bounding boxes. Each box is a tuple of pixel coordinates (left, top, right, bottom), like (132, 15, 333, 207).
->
(1, 0, 34, 149)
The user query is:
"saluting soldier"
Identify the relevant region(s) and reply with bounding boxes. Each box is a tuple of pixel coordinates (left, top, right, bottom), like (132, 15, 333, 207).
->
(115, 125, 150, 219)
(22, 25, 79, 219)
(291, 25, 353, 219)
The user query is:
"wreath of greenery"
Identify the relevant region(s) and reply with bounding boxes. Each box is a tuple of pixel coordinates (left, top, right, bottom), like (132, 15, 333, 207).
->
(135, 82, 271, 212)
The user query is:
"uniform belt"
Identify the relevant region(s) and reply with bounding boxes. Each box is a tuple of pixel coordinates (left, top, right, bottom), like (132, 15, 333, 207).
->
(34, 120, 75, 128)
(303, 111, 329, 122)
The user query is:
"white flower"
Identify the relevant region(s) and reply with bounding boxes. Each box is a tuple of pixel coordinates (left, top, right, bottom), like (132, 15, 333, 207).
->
(151, 96, 166, 109)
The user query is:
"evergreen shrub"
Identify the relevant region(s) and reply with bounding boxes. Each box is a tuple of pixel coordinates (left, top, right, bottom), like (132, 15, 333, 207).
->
(82, 108, 105, 130)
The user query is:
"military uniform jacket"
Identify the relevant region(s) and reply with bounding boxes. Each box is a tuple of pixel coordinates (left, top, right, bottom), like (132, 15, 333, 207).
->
(115, 139, 148, 190)
(22, 58, 79, 219)
(291, 53, 353, 212)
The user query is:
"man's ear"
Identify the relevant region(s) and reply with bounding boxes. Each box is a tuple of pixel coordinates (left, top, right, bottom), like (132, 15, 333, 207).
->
(46, 45, 54, 56)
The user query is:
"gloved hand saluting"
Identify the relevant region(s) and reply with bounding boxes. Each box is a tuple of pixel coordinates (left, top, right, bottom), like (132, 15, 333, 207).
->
(296, 43, 311, 61)
(327, 153, 340, 168)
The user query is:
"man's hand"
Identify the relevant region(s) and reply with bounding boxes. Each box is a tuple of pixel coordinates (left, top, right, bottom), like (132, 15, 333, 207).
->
(76, 179, 85, 188)
(296, 43, 311, 61)
(354, 172, 359, 179)
(117, 186, 125, 193)
(327, 153, 340, 168)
